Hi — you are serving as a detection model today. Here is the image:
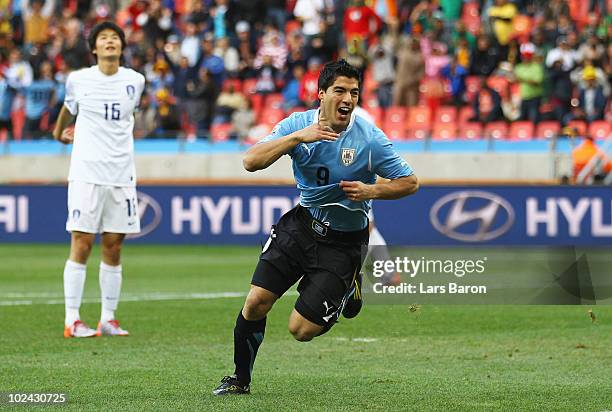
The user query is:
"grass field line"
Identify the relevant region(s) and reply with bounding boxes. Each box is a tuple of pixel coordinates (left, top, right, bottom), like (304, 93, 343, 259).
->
(0, 291, 298, 306)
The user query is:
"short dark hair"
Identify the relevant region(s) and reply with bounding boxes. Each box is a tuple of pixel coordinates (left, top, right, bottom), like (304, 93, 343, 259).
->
(88, 21, 126, 56)
(317, 59, 361, 92)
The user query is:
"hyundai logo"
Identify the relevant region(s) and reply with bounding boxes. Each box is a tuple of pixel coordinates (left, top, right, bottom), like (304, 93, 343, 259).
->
(430, 191, 515, 242)
(126, 191, 162, 239)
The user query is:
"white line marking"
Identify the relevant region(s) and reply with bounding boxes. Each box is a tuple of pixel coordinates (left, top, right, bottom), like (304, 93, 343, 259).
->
(0, 291, 299, 306)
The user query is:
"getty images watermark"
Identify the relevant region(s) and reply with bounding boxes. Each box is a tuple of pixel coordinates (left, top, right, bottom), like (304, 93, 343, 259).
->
(362, 246, 612, 305)
(371, 256, 489, 295)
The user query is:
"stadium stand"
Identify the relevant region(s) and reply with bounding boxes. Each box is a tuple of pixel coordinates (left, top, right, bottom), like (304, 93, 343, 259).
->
(0, 0, 608, 145)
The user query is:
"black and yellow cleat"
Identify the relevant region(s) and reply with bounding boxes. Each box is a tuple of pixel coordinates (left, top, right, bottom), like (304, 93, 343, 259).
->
(212, 375, 250, 395)
(342, 272, 363, 319)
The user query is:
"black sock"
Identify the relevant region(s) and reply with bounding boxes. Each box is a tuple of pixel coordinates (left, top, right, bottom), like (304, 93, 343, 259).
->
(233, 309, 266, 386)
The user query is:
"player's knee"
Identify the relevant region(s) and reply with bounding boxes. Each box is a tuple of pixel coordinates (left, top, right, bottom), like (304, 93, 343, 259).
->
(289, 325, 316, 342)
(243, 292, 274, 319)
(72, 235, 93, 257)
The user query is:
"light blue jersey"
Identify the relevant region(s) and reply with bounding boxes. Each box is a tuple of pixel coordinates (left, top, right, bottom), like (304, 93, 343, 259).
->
(23, 80, 55, 119)
(260, 109, 413, 231)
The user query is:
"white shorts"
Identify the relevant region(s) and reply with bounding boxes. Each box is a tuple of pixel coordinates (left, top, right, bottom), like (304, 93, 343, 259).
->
(66, 181, 140, 234)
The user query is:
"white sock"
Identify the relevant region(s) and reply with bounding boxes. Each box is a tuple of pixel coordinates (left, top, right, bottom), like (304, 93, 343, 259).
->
(99, 262, 122, 322)
(64, 260, 87, 326)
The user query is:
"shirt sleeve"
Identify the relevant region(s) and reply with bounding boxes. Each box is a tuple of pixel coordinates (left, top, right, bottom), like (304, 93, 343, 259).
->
(64, 73, 78, 115)
(258, 112, 303, 157)
(370, 127, 414, 179)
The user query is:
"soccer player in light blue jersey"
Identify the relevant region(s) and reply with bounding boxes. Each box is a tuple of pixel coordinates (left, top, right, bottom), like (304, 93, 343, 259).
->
(214, 59, 419, 395)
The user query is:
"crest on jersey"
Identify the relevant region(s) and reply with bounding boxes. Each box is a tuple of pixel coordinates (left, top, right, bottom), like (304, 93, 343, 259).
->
(72, 209, 81, 220)
(341, 148, 356, 166)
(126, 85, 136, 99)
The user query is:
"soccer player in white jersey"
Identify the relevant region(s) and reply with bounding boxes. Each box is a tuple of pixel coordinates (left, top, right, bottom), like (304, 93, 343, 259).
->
(52, 21, 146, 338)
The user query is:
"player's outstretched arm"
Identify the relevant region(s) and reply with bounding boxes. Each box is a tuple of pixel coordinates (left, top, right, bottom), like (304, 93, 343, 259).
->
(52, 105, 76, 145)
(243, 123, 339, 172)
(340, 175, 419, 202)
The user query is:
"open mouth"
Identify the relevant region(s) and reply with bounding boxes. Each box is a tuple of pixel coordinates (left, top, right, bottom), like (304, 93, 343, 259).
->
(337, 106, 351, 120)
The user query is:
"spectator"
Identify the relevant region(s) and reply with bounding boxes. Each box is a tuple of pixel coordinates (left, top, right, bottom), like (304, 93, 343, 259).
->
(186, 68, 218, 137)
(368, 37, 396, 108)
(570, 59, 610, 96)
(231, 98, 255, 143)
(305, 20, 337, 63)
(424, 42, 450, 78)
(393, 36, 424, 108)
(578, 33, 605, 65)
(214, 36, 240, 78)
(572, 135, 612, 180)
(488, 0, 518, 48)
(22, 0, 55, 46)
(134, 92, 157, 139)
(264, 0, 288, 33)
(282, 64, 305, 109)
(22, 60, 55, 139)
(61, 19, 90, 70)
(234, 21, 257, 78)
(0, 73, 16, 139)
(254, 54, 280, 94)
(546, 36, 581, 71)
(299, 57, 321, 108)
(548, 59, 574, 123)
(470, 35, 500, 76)
(200, 33, 226, 88)
(441, 57, 467, 107)
(514, 42, 544, 123)
(154, 88, 181, 138)
(470, 77, 504, 123)
(253, 31, 287, 71)
(565, 66, 608, 124)
(181, 22, 201, 67)
(293, 0, 324, 40)
(214, 83, 249, 123)
(343, 0, 383, 49)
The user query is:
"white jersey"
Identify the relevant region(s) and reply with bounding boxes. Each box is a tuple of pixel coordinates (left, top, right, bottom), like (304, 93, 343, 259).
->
(65, 65, 145, 187)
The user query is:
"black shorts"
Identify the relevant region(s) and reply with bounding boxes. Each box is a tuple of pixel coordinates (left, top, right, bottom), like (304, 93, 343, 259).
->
(251, 205, 369, 326)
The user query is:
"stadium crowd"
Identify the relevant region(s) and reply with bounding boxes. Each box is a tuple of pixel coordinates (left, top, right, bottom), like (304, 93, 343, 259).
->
(0, 0, 609, 141)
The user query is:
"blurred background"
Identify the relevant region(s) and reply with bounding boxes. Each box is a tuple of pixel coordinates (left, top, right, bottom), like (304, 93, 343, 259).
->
(0, 0, 610, 246)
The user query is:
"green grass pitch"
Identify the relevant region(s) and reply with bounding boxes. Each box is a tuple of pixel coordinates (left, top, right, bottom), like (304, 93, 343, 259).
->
(1, 244, 611, 411)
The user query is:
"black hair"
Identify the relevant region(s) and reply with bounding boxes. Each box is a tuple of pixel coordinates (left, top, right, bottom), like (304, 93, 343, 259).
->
(88, 21, 127, 57)
(317, 59, 361, 92)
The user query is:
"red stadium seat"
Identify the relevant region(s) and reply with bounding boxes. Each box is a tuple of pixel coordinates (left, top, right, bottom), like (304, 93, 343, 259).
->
(460, 122, 483, 140)
(458, 106, 475, 126)
(406, 106, 431, 128)
(461, 2, 481, 34)
(484, 121, 508, 139)
(406, 106, 431, 139)
(487, 76, 509, 98)
(589, 121, 611, 140)
(384, 106, 407, 125)
(434, 106, 457, 124)
(535, 121, 560, 139)
(259, 108, 285, 126)
(364, 106, 384, 127)
(383, 122, 407, 140)
(383, 106, 407, 140)
(567, 120, 587, 137)
(265, 93, 284, 110)
(508, 121, 535, 141)
(222, 78, 243, 93)
(210, 123, 233, 142)
(242, 78, 258, 95)
(465, 76, 482, 101)
(432, 123, 457, 140)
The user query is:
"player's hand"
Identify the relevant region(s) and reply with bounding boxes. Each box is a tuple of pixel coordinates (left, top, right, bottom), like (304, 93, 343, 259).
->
(54, 126, 74, 144)
(340, 180, 374, 202)
(298, 123, 339, 143)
